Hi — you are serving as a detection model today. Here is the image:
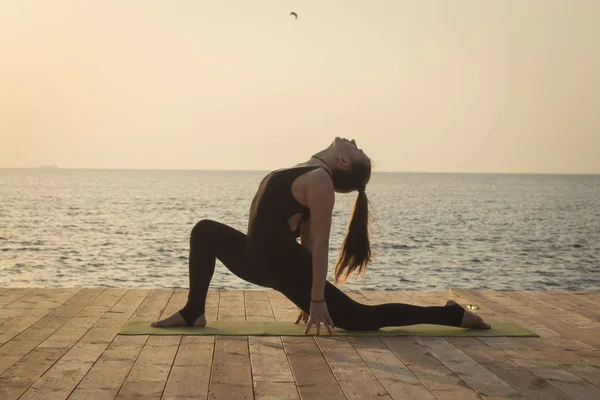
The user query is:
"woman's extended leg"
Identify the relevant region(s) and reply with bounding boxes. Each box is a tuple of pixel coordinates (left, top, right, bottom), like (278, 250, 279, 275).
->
(268, 245, 489, 331)
(153, 219, 270, 327)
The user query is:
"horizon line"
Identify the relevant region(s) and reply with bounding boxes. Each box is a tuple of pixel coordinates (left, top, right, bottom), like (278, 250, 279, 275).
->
(0, 167, 598, 176)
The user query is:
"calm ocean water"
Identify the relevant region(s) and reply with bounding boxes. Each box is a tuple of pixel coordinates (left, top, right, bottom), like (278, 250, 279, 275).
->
(0, 169, 598, 291)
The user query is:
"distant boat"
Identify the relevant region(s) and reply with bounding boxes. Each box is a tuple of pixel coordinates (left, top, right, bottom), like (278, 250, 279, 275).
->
(37, 164, 59, 169)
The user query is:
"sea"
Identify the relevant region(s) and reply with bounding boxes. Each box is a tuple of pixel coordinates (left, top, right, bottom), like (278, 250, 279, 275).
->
(1, 168, 598, 291)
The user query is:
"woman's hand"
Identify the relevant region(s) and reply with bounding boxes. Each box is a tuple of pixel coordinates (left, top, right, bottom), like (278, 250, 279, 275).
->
(295, 309, 309, 324)
(305, 301, 334, 335)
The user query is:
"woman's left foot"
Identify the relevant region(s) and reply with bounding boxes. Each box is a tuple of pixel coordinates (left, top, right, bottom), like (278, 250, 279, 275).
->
(445, 300, 491, 329)
(151, 312, 206, 327)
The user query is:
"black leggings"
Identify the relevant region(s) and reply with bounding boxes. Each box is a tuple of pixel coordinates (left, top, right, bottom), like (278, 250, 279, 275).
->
(179, 219, 465, 330)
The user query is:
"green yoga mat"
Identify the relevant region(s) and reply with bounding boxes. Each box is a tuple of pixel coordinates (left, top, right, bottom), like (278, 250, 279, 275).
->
(118, 321, 537, 337)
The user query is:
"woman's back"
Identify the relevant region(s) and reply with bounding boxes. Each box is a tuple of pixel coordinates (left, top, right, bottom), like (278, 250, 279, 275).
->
(247, 165, 326, 253)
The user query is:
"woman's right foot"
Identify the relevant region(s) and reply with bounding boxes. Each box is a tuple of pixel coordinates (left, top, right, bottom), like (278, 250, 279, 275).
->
(151, 312, 206, 327)
(445, 300, 491, 329)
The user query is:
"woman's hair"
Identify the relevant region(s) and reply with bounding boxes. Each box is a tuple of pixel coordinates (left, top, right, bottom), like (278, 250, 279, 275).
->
(331, 158, 372, 285)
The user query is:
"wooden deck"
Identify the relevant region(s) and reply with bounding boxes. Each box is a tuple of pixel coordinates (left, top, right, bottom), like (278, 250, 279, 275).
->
(0, 289, 599, 400)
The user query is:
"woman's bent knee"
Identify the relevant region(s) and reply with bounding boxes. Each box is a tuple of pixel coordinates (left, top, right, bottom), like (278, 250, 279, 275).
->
(191, 219, 216, 243)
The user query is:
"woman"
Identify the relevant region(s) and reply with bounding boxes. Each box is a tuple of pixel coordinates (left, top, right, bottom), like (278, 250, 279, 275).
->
(153, 137, 491, 334)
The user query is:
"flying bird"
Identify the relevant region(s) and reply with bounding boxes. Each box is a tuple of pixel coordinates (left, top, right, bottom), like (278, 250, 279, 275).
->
(290, 12, 298, 20)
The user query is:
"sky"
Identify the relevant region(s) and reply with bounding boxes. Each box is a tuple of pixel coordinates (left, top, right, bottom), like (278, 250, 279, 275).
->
(1, 0, 598, 174)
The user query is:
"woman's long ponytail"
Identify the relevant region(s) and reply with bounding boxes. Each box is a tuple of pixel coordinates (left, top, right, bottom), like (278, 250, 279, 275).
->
(333, 189, 371, 285)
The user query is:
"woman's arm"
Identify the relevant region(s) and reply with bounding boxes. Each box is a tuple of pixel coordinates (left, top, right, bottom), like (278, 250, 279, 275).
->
(305, 171, 334, 301)
(300, 219, 312, 252)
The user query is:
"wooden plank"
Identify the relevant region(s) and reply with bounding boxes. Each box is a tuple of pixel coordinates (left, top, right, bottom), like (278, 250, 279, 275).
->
(66, 289, 150, 400)
(3, 288, 78, 310)
(0, 288, 80, 344)
(514, 358, 600, 399)
(209, 336, 253, 400)
(345, 290, 371, 303)
(351, 291, 486, 399)
(207, 289, 253, 400)
(79, 289, 149, 346)
(245, 290, 298, 400)
(360, 290, 393, 304)
(0, 289, 124, 372)
(413, 293, 569, 399)
(353, 291, 375, 305)
(316, 336, 392, 399)
(349, 336, 436, 400)
(158, 290, 188, 320)
(548, 292, 600, 322)
(76, 288, 128, 318)
(0, 288, 36, 308)
(146, 290, 220, 399)
(130, 289, 174, 321)
(114, 289, 177, 399)
(475, 291, 600, 353)
(17, 289, 128, 400)
(450, 290, 585, 359)
(0, 347, 67, 400)
(0, 306, 58, 344)
(400, 291, 450, 305)
(518, 291, 600, 330)
(451, 290, 600, 395)
(244, 290, 275, 322)
(474, 301, 600, 396)
(0, 289, 104, 374)
(253, 381, 300, 400)
(408, 365, 484, 400)
(514, 351, 600, 390)
(250, 337, 299, 400)
(217, 290, 245, 321)
(484, 291, 600, 349)
(18, 357, 91, 400)
(407, 288, 539, 398)
(2, 288, 599, 400)
(562, 291, 600, 306)
(158, 288, 219, 399)
(0, 307, 24, 327)
(375, 292, 499, 399)
(416, 336, 526, 399)
(250, 334, 298, 398)
(382, 335, 489, 400)
(267, 290, 298, 323)
(69, 335, 147, 400)
(0, 288, 105, 400)
(205, 289, 220, 322)
(562, 364, 600, 388)
(267, 289, 345, 400)
(282, 337, 346, 400)
(159, 289, 220, 399)
(162, 336, 215, 400)
(116, 336, 180, 399)
(447, 337, 572, 400)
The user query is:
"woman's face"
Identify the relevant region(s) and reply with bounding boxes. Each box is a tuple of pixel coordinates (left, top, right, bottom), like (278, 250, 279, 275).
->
(329, 137, 371, 193)
(333, 137, 369, 165)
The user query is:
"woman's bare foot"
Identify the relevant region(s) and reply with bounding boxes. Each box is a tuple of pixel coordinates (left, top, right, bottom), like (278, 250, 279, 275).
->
(445, 300, 491, 329)
(151, 312, 206, 327)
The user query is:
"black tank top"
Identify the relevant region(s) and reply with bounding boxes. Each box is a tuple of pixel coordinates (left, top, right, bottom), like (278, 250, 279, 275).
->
(247, 165, 332, 257)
